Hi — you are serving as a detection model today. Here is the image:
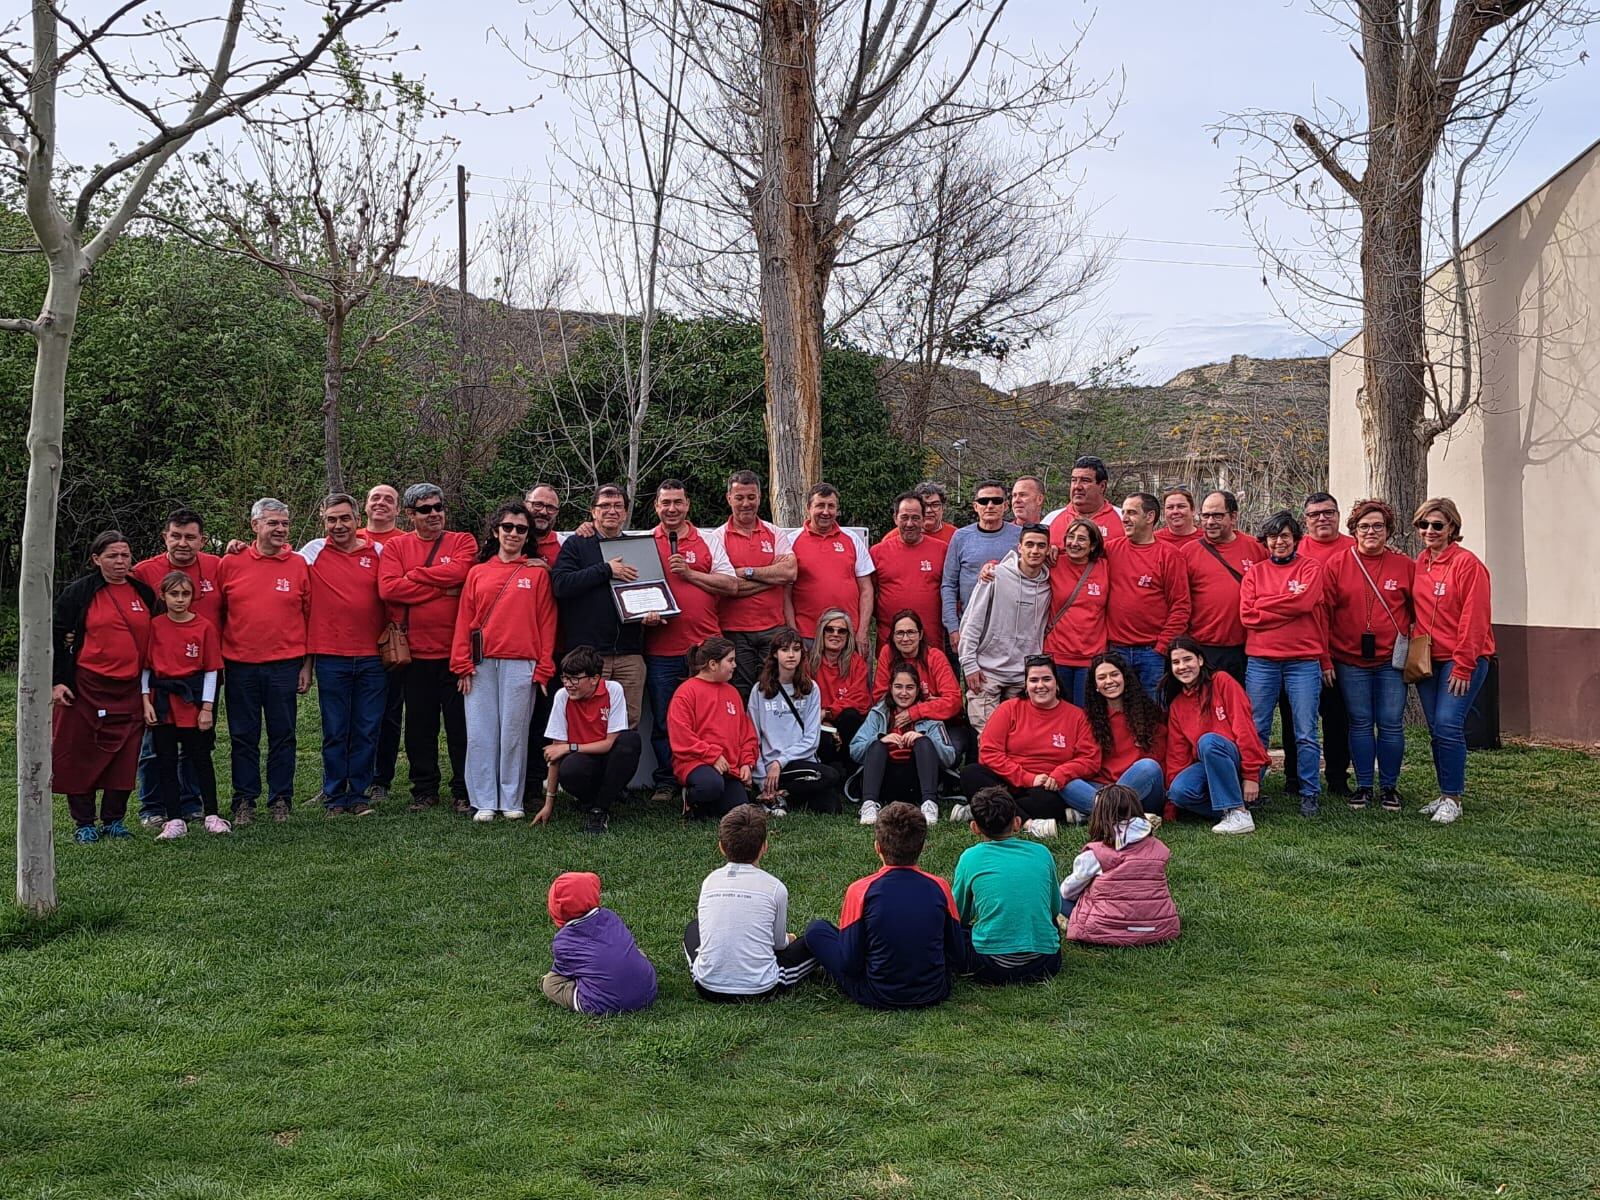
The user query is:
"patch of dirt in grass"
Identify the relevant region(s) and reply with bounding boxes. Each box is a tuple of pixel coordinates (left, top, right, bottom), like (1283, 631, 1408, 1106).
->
(271, 1129, 300, 1148)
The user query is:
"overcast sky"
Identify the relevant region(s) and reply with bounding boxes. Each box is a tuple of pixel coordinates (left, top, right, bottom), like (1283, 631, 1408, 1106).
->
(53, 1, 1600, 384)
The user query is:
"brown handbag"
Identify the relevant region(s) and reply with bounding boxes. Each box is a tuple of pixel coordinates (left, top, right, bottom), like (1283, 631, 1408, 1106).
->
(379, 533, 443, 671)
(1402, 632, 1433, 684)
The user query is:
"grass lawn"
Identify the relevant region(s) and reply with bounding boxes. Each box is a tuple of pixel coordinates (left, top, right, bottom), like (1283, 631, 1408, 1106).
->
(2, 684, 1598, 1200)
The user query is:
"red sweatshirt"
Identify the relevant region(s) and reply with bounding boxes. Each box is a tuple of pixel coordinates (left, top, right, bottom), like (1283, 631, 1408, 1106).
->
(1323, 547, 1415, 666)
(646, 523, 727, 656)
(77, 582, 153, 680)
(1239, 555, 1330, 668)
(715, 519, 786, 632)
(1049, 502, 1127, 545)
(449, 557, 558, 682)
(377, 530, 477, 659)
(1164, 671, 1268, 785)
(133, 552, 222, 625)
(666, 675, 758, 784)
(815, 653, 871, 718)
(530, 530, 561, 567)
(360, 527, 405, 548)
(1093, 710, 1168, 783)
(870, 534, 948, 644)
(1043, 556, 1109, 666)
(145, 613, 222, 727)
(1155, 527, 1201, 548)
(1413, 544, 1495, 673)
(300, 538, 386, 657)
(871, 645, 961, 722)
(1181, 534, 1264, 646)
(1298, 532, 1356, 565)
(215, 546, 310, 663)
(979, 697, 1100, 787)
(1104, 538, 1191, 652)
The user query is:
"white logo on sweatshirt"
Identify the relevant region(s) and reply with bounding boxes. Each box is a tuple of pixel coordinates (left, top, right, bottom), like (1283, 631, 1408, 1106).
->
(359, 556, 373, 569)
(1087, 583, 1103, 597)
(200, 579, 214, 594)
(1051, 733, 1066, 749)
(760, 540, 773, 553)
(1240, 558, 1256, 571)
(1215, 705, 1228, 721)
(1434, 581, 1447, 597)
(832, 541, 845, 553)
(1384, 578, 1399, 591)
(129, 599, 146, 612)
(919, 560, 933, 572)
(185, 641, 200, 658)
(1287, 579, 1307, 595)
(516, 577, 532, 590)
(1137, 574, 1154, 589)
(275, 578, 291, 592)
(725, 701, 738, 716)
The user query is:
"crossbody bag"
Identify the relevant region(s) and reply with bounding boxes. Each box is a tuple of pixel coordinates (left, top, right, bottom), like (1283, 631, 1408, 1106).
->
(1043, 560, 1097, 637)
(1349, 547, 1412, 671)
(378, 535, 442, 670)
(1198, 538, 1244, 583)
(470, 561, 531, 665)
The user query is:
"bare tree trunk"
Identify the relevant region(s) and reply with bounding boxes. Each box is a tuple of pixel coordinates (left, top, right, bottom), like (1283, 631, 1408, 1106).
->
(16, 262, 81, 916)
(324, 314, 346, 495)
(755, 0, 823, 526)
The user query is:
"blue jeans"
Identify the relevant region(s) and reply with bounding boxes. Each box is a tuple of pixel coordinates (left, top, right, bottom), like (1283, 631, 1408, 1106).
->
(1336, 663, 1407, 789)
(315, 655, 388, 808)
(1109, 644, 1165, 703)
(1415, 657, 1490, 796)
(1246, 657, 1322, 797)
(1054, 666, 1089, 707)
(1168, 732, 1244, 814)
(137, 728, 201, 820)
(645, 653, 691, 788)
(224, 657, 301, 811)
(1063, 757, 1165, 816)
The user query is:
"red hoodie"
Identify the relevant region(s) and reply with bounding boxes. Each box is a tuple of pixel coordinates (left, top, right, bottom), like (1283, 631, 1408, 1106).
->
(377, 530, 477, 659)
(815, 653, 871, 718)
(1104, 538, 1191, 652)
(449, 557, 558, 682)
(1043, 556, 1109, 666)
(1164, 670, 1268, 784)
(1093, 710, 1168, 783)
(666, 675, 758, 784)
(1413, 544, 1495, 673)
(1239, 555, 1330, 668)
(215, 545, 310, 663)
(300, 537, 386, 657)
(1323, 546, 1415, 666)
(872, 645, 961, 722)
(1181, 534, 1264, 646)
(979, 697, 1100, 787)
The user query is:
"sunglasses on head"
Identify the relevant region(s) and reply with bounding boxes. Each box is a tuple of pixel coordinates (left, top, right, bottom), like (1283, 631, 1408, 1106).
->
(1023, 654, 1056, 672)
(498, 522, 529, 534)
(411, 501, 444, 515)
(1414, 519, 1448, 532)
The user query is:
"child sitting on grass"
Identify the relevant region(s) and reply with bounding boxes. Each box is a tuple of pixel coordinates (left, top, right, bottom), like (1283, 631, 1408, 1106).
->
(683, 804, 817, 1002)
(804, 801, 967, 1009)
(952, 786, 1063, 984)
(541, 871, 658, 1014)
(1059, 784, 1180, 947)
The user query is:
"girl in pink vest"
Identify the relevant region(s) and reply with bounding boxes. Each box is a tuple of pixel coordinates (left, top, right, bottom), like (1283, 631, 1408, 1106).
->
(1060, 785, 1180, 946)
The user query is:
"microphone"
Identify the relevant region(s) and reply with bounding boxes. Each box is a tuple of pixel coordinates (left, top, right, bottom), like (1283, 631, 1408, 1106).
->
(668, 531, 679, 557)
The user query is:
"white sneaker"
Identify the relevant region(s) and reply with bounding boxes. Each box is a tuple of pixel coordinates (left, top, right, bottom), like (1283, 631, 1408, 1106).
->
(1419, 795, 1445, 816)
(472, 809, 496, 824)
(948, 803, 973, 824)
(920, 800, 940, 826)
(858, 800, 880, 825)
(502, 809, 524, 821)
(1023, 818, 1058, 839)
(1430, 797, 1462, 824)
(1212, 808, 1256, 835)
(1061, 809, 1084, 826)
(140, 814, 165, 829)
(766, 802, 788, 818)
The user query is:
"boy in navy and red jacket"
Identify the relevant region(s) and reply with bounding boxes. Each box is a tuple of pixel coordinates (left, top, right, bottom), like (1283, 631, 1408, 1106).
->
(805, 801, 967, 1009)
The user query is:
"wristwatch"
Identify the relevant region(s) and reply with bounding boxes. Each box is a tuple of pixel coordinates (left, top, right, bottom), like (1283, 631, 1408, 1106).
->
(569, 742, 578, 754)
(742, 567, 755, 580)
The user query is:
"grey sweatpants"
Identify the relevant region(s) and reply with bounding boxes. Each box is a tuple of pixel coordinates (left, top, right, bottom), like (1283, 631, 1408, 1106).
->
(463, 657, 536, 813)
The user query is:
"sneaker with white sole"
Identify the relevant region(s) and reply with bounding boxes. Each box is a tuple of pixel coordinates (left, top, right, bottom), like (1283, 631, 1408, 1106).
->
(472, 809, 496, 824)
(948, 803, 973, 824)
(766, 802, 788, 818)
(1212, 807, 1256, 835)
(1023, 818, 1058, 839)
(920, 800, 939, 826)
(858, 800, 880, 825)
(503, 809, 525, 821)
(1061, 809, 1084, 826)
(156, 819, 187, 841)
(1418, 795, 1446, 816)
(1430, 797, 1462, 824)
(203, 814, 232, 835)
(139, 814, 165, 829)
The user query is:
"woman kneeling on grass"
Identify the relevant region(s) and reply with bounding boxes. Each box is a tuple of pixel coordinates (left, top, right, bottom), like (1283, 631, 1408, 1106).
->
(668, 637, 759, 819)
(1060, 784, 1180, 946)
(142, 572, 227, 839)
(1160, 636, 1266, 836)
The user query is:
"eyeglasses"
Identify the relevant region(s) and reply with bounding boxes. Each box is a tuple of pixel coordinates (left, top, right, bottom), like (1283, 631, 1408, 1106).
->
(411, 502, 444, 515)
(1354, 522, 1389, 534)
(1305, 509, 1338, 520)
(1414, 519, 1448, 532)
(892, 628, 921, 639)
(498, 522, 529, 535)
(821, 625, 848, 636)
(973, 496, 1006, 506)
(527, 501, 557, 511)
(560, 673, 597, 685)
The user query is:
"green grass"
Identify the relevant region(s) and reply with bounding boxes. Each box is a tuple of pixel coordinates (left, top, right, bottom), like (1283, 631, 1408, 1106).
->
(2, 684, 1598, 1199)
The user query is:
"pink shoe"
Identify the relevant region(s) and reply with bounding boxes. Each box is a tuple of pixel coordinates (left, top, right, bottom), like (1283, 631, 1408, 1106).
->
(156, 819, 187, 841)
(203, 815, 232, 836)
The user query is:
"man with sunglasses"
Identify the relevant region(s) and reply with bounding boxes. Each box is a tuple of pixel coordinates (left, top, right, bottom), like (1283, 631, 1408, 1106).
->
(940, 480, 1022, 653)
(1293, 492, 1356, 797)
(378, 483, 479, 813)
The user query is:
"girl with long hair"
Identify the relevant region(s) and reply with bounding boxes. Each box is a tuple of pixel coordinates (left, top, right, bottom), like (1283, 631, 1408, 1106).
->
(848, 661, 956, 826)
(748, 627, 843, 814)
(1161, 636, 1266, 836)
(668, 637, 758, 818)
(1068, 651, 1167, 818)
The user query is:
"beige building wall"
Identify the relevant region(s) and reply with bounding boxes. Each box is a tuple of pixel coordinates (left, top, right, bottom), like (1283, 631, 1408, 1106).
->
(1329, 137, 1600, 743)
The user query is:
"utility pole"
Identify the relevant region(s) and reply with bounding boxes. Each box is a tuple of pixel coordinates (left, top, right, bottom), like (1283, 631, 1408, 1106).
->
(456, 164, 468, 318)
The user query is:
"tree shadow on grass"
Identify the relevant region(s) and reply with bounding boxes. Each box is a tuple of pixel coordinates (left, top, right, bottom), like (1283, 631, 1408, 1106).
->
(0, 899, 124, 954)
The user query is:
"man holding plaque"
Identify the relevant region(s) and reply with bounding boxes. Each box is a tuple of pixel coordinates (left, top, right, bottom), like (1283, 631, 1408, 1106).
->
(643, 480, 738, 804)
(552, 484, 651, 727)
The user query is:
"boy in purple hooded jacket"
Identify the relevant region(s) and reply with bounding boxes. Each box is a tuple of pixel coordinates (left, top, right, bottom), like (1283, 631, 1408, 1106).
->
(541, 871, 658, 1014)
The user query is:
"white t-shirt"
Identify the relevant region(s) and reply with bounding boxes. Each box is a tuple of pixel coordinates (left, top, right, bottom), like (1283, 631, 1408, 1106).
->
(692, 862, 789, 994)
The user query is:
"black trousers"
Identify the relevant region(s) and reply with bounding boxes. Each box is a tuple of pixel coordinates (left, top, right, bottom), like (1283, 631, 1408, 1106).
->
(151, 725, 218, 819)
(1199, 643, 1246, 685)
(686, 765, 751, 818)
(556, 730, 643, 814)
(818, 708, 865, 773)
(1281, 680, 1351, 793)
(402, 657, 467, 800)
(373, 664, 405, 789)
(683, 919, 818, 1000)
(958, 763, 1065, 820)
(968, 948, 1062, 985)
(771, 760, 843, 813)
(730, 626, 783, 703)
(860, 737, 939, 807)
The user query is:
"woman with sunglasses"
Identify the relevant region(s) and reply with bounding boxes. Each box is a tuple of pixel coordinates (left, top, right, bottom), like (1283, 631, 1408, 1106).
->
(808, 607, 871, 773)
(1410, 498, 1494, 825)
(451, 501, 557, 822)
(1323, 500, 1415, 813)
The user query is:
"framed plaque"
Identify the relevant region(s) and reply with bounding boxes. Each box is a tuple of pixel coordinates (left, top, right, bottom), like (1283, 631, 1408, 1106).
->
(598, 534, 681, 623)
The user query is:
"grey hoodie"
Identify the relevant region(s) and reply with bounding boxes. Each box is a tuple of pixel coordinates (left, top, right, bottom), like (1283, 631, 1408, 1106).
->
(957, 557, 1052, 684)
